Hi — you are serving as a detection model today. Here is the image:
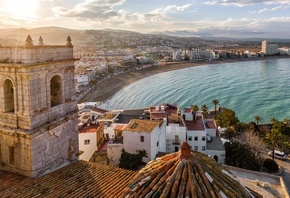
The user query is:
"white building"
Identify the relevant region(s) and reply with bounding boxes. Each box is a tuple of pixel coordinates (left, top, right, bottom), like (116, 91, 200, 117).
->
(278, 47, 290, 55)
(78, 122, 104, 161)
(182, 108, 225, 163)
(262, 40, 278, 55)
(75, 74, 90, 86)
(122, 119, 166, 163)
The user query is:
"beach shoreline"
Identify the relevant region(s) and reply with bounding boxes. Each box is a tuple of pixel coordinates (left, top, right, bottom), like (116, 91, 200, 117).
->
(79, 56, 290, 104)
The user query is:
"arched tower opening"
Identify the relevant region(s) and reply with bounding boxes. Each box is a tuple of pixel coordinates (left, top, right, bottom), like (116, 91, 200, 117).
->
(3, 79, 15, 113)
(50, 75, 63, 107)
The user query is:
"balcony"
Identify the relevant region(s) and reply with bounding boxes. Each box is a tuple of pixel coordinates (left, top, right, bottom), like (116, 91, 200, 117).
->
(172, 139, 180, 145)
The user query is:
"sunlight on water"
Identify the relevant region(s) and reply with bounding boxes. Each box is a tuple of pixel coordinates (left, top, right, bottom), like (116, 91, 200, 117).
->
(107, 58, 290, 123)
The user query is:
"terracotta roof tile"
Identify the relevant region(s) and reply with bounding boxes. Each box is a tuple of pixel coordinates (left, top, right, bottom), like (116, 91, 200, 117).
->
(124, 119, 162, 133)
(122, 142, 261, 198)
(0, 161, 136, 198)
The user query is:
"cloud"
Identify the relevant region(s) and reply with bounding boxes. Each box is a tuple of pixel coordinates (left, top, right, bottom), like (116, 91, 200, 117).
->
(53, 0, 125, 20)
(204, 0, 290, 7)
(250, 5, 290, 13)
(51, 1, 193, 29)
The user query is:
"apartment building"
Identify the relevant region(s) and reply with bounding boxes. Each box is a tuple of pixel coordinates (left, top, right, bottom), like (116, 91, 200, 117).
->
(262, 40, 278, 55)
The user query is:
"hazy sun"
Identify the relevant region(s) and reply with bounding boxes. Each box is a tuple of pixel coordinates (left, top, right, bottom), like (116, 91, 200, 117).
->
(4, 0, 38, 18)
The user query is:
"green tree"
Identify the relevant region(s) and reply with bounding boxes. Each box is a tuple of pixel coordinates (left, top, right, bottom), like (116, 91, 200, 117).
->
(265, 128, 283, 161)
(217, 108, 239, 129)
(224, 128, 237, 141)
(191, 104, 199, 120)
(190, 104, 199, 111)
(272, 121, 290, 136)
(225, 141, 260, 171)
(283, 118, 290, 125)
(255, 115, 261, 125)
(212, 99, 220, 118)
(119, 149, 147, 170)
(201, 104, 208, 118)
(270, 117, 278, 124)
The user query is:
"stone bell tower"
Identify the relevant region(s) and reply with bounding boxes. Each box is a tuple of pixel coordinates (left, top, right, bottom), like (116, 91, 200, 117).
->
(0, 35, 78, 177)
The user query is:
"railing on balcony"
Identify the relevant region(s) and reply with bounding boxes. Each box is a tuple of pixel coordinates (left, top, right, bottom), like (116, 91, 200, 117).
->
(172, 139, 180, 145)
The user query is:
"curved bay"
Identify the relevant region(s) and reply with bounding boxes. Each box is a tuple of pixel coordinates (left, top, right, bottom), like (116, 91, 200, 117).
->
(107, 58, 290, 123)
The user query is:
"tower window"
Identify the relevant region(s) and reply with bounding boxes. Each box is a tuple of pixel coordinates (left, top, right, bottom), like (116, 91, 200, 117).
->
(50, 75, 63, 107)
(9, 146, 15, 165)
(3, 79, 15, 113)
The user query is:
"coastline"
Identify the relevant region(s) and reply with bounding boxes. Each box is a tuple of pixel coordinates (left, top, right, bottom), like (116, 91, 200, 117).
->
(79, 56, 290, 104)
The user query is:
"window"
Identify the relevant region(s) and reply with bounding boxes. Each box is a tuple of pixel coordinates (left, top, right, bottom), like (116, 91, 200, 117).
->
(174, 135, 179, 142)
(84, 139, 90, 145)
(9, 146, 15, 165)
(140, 136, 144, 142)
(202, 136, 206, 141)
(188, 136, 192, 141)
(157, 141, 159, 147)
(3, 79, 15, 113)
(194, 136, 198, 141)
(50, 75, 63, 107)
(194, 146, 198, 151)
(202, 146, 206, 151)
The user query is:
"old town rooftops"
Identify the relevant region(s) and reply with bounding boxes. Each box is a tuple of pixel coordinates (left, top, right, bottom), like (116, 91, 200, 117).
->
(0, 161, 137, 198)
(122, 142, 261, 198)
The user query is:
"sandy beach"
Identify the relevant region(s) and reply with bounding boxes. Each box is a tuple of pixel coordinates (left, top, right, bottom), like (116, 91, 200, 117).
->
(79, 56, 290, 104)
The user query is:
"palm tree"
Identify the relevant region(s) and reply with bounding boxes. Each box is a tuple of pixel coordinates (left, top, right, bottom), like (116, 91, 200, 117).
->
(191, 104, 199, 120)
(254, 115, 261, 125)
(270, 117, 278, 124)
(212, 99, 219, 118)
(266, 128, 283, 161)
(190, 104, 199, 112)
(283, 118, 290, 125)
(201, 104, 208, 118)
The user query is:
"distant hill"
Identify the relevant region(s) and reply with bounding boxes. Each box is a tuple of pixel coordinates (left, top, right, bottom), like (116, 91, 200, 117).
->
(0, 26, 85, 45)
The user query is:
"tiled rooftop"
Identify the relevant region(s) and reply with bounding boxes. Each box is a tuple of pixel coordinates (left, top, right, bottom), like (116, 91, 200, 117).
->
(122, 142, 261, 198)
(79, 123, 101, 133)
(124, 119, 163, 133)
(186, 120, 205, 130)
(0, 161, 137, 198)
(205, 119, 216, 129)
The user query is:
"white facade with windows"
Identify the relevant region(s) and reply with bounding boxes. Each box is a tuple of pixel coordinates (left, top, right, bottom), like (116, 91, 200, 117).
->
(79, 132, 97, 161)
(166, 123, 186, 152)
(123, 119, 166, 163)
(187, 130, 207, 152)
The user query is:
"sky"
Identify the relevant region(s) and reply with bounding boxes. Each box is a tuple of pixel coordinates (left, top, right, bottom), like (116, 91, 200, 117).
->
(1, 0, 290, 38)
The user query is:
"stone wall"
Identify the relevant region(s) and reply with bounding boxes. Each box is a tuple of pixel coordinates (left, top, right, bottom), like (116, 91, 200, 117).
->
(0, 46, 73, 64)
(0, 111, 78, 177)
(107, 143, 123, 167)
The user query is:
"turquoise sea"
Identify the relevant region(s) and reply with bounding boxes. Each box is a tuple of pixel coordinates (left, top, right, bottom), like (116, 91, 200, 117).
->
(106, 58, 290, 124)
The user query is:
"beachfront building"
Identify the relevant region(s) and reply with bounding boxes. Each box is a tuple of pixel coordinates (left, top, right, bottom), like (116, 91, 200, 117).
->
(262, 40, 278, 55)
(172, 48, 217, 61)
(278, 47, 290, 55)
(122, 119, 166, 163)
